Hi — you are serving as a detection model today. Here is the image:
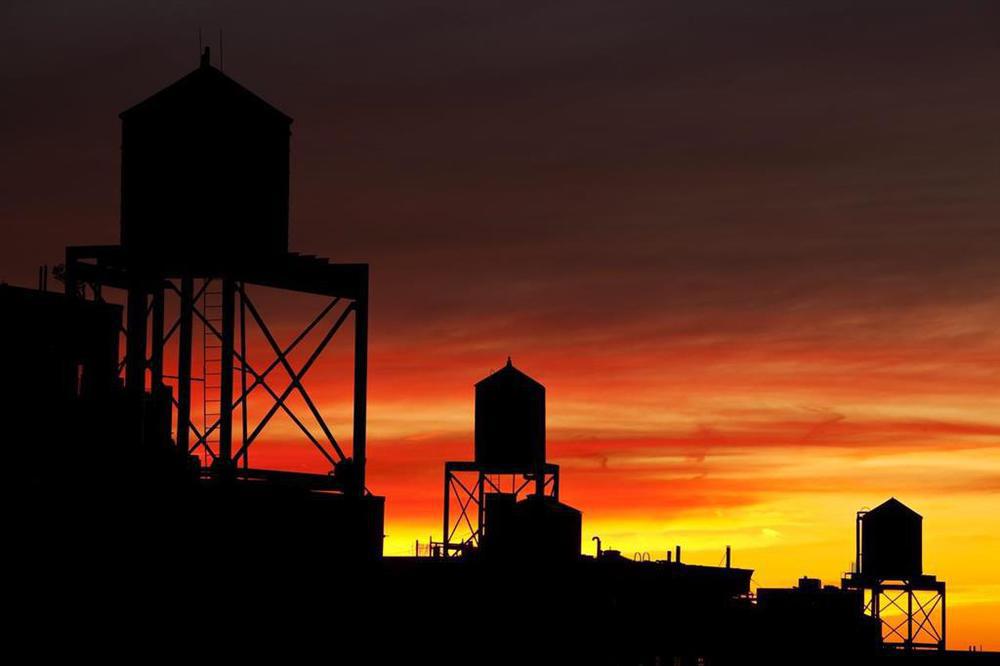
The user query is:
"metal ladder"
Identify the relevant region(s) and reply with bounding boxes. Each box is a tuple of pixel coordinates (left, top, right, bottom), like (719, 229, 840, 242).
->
(201, 279, 223, 465)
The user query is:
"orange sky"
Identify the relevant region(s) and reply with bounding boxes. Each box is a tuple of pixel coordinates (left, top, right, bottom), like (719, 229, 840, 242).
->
(180, 287, 1000, 651)
(3, 0, 1000, 651)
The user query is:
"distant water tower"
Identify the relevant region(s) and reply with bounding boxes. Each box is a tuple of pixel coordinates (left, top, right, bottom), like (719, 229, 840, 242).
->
(119, 47, 291, 266)
(474, 357, 546, 469)
(440, 360, 579, 558)
(842, 498, 946, 652)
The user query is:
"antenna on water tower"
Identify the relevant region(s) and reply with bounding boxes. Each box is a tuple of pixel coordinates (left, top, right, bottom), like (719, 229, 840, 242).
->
(219, 29, 224, 71)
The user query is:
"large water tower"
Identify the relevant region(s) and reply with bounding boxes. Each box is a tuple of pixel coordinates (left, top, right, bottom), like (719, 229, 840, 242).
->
(63, 49, 381, 556)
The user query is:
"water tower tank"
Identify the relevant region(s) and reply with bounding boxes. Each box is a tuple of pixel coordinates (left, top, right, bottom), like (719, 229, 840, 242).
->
(860, 498, 922, 580)
(119, 49, 291, 266)
(474, 358, 545, 468)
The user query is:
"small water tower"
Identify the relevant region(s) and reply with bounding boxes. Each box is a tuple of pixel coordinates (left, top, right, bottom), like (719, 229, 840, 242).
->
(441, 360, 576, 558)
(842, 498, 946, 652)
(119, 48, 291, 267)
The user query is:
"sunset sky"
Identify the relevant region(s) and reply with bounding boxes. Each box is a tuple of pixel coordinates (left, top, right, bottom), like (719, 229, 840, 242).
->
(3, 0, 1000, 649)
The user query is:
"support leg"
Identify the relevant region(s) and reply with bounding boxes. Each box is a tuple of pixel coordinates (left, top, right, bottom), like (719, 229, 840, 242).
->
(150, 286, 165, 387)
(908, 587, 914, 650)
(176, 277, 194, 455)
(239, 282, 248, 469)
(940, 588, 946, 650)
(352, 282, 369, 495)
(125, 284, 147, 394)
(218, 278, 236, 466)
(477, 471, 485, 544)
(443, 467, 451, 552)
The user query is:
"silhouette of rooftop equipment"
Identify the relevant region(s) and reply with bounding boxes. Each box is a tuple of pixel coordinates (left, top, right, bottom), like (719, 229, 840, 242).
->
(757, 576, 880, 658)
(440, 359, 578, 558)
(2, 282, 198, 512)
(0, 284, 121, 402)
(842, 498, 946, 652)
(479, 491, 582, 561)
(60, 49, 381, 557)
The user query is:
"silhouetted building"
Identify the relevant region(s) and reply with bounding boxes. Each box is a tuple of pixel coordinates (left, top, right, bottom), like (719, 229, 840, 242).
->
(0, 283, 120, 402)
(758, 577, 880, 662)
(373, 545, 754, 665)
(1, 284, 145, 489)
(480, 493, 582, 560)
(1, 282, 193, 542)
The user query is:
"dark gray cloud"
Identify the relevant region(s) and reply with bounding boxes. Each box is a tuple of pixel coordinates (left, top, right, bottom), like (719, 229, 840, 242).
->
(2, 0, 1000, 355)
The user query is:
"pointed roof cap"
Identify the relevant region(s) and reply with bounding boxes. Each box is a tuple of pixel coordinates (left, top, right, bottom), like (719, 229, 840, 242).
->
(865, 497, 922, 520)
(120, 49, 292, 124)
(475, 357, 544, 389)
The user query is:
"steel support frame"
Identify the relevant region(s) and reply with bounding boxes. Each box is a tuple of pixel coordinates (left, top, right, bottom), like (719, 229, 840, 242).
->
(850, 578, 946, 651)
(63, 251, 369, 495)
(847, 509, 945, 652)
(168, 279, 357, 479)
(441, 461, 560, 556)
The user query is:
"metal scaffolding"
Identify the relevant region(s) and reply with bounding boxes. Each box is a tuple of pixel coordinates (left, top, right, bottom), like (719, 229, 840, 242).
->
(441, 460, 559, 556)
(63, 245, 369, 495)
(843, 575, 946, 651)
